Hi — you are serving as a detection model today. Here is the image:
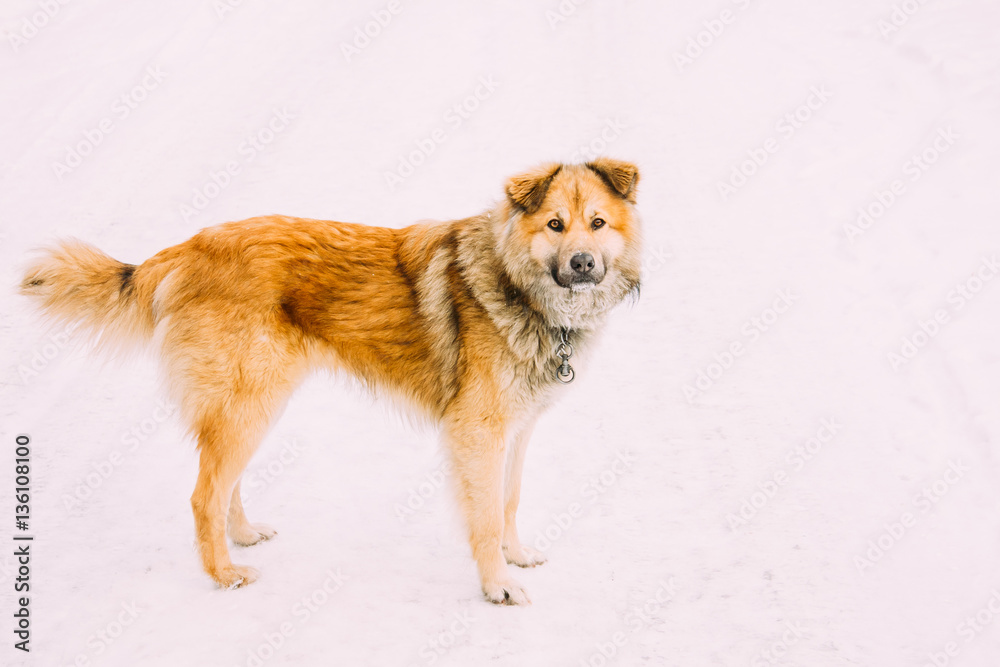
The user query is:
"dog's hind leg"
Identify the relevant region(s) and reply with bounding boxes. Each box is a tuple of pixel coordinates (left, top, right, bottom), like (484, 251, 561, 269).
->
(228, 480, 277, 547)
(190, 417, 268, 589)
(182, 344, 299, 589)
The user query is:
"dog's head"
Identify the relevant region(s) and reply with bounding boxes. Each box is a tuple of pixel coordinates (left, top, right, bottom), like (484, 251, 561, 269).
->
(497, 158, 642, 326)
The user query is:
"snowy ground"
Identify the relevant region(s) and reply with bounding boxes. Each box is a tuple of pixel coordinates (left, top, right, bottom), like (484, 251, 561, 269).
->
(2, 1, 1000, 665)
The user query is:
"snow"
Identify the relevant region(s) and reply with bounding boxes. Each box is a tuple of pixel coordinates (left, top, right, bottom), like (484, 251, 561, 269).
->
(2, 0, 1000, 665)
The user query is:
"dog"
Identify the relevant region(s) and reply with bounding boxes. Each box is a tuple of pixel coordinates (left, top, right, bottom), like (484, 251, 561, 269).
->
(20, 158, 642, 604)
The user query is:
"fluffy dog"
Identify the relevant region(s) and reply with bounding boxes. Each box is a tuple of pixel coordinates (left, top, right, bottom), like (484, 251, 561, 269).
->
(20, 158, 642, 604)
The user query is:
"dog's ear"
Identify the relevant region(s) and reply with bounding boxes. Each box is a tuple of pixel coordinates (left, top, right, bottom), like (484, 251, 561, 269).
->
(505, 163, 563, 213)
(586, 158, 640, 203)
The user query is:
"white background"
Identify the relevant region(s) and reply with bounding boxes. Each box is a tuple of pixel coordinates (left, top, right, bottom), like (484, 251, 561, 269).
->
(2, 1, 999, 665)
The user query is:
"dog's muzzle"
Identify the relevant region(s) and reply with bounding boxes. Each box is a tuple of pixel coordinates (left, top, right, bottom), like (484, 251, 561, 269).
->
(553, 252, 605, 289)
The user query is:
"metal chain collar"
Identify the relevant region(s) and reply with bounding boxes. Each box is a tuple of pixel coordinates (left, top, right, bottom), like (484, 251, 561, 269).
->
(555, 327, 575, 384)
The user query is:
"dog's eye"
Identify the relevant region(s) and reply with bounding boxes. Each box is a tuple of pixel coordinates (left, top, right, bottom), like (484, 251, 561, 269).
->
(547, 219, 563, 232)
(592, 218, 606, 229)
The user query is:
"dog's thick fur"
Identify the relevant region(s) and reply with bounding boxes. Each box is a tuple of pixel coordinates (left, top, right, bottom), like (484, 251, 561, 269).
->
(20, 158, 642, 604)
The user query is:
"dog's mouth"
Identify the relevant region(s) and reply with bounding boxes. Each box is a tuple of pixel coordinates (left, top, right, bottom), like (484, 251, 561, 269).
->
(551, 266, 602, 290)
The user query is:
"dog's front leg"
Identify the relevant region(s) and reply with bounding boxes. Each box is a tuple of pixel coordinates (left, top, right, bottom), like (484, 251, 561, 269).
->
(445, 415, 530, 605)
(502, 419, 547, 568)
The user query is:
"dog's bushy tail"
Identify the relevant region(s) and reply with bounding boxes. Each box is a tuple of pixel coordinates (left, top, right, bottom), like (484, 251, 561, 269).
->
(20, 240, 159, 347)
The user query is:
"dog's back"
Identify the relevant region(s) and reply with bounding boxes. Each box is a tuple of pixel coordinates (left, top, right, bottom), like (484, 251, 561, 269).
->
(22, 216, 467, 412)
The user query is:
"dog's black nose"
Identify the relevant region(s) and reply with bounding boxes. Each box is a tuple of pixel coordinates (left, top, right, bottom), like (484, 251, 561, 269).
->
(570, 253, 595, 274)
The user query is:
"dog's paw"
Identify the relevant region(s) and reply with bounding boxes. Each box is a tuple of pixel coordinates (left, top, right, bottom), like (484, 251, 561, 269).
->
(230, 523, 277, 547)
(482, 578, 531, 606)
(503, 544, 547, 568)
(215, 564, 260, 590)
